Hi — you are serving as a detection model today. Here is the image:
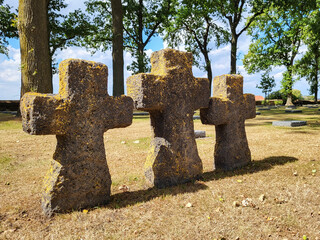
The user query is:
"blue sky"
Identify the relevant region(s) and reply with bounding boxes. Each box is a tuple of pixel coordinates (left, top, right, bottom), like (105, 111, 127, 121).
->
(0, 0, 310, 100)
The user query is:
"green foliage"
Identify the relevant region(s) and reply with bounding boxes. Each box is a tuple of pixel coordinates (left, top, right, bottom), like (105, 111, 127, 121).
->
(48, 0, 95, 73)
(256, 69, 275, 99)
(292, 89, 303, 100)
(303, 95, 315, 101)
(0, 0, 18, 56)
(243, 2, 315, 99)
(294, 6, 320, 100)
(85, 0, 173, 74)
(164, 0, 229, 82)
(212, 0, 268, 73)
(268, 90, 284, 101)
(269, 89, 303, 103)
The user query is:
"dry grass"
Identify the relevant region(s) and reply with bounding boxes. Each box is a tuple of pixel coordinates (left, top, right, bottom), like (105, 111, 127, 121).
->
(0, 107, 320, 240)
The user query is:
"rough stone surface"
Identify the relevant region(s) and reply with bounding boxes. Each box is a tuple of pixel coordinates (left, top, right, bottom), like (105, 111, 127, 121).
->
(127, 48, 210, 188)
(272, 121, 307, 127)
(194, 130, 206, 138)
(20, 59, 133, 216)
(200, 74, 256, 170)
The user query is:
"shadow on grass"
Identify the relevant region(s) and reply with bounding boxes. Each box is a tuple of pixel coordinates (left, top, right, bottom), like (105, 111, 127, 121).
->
(106, 156, 297, 210)
(108, 181, 208, 210)
(202, 156, 298, 182)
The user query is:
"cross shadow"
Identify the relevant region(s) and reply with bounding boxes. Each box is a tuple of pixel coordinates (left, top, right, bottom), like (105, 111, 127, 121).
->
(104, 156, 297, 210)
(202, 156, 298, 182)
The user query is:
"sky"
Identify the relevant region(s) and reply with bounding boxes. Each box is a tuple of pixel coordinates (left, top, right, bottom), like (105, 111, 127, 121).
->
(0, 0, 310, 100)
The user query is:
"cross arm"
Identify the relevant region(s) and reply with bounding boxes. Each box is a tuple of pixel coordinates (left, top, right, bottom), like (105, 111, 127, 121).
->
(193, 77, 210, 110)
(103, 95, 133, 130)
(243, 94, 256, 119)
(200, 97, 230, 125)
(20, 93, 69, 135)
(127, 73, 165, 111)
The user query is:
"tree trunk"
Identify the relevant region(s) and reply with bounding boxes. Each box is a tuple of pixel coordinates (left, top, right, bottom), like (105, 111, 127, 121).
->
(315, 66, 318, 103)
(111, 0, 124, 96)
(137, 0, 144, 73)
(285, 67, 294, 106)
(203, 51, 212, 91)
(18, 0, 52, 98)
(230, 33, 238, 74)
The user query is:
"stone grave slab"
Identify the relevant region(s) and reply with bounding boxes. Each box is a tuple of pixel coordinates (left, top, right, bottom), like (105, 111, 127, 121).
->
(256, 112, 261, 115)
(272, 121, 307, 127)
(193, 115, 201, 120)
(127, 48, 210, 188)
(20, 59, 133, 216)
(200, 75, 256, 170)
(258, 107, 270, 110)
(285, 109, 302, 113)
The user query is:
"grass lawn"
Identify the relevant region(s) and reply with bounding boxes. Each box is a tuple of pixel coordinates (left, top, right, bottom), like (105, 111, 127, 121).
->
(0, 107, 319, 239)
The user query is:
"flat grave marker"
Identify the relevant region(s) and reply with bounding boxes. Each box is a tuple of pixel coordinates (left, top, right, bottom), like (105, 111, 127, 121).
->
(272, 121, 307, 127)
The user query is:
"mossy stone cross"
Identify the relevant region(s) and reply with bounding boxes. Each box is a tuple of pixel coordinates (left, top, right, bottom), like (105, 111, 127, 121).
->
(20, 59, 133, 216)
(200, 74, 256, 170)
(127, 48, 210, 188)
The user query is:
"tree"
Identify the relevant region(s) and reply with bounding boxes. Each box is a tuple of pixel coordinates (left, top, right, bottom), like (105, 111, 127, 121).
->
(18, 0, 52, 98)
(164, 0, 229, 88)
(17, 0, 95, 97)
(256, 69, 275, 102)
(111, 0, 124, 96)
(243, 2, 314, 106)
(86, 0, 173, 75)
(212, 0, 267, 74)
(48, 0, 94, 74)
(295, 7, 320, 103)
(0, 0, 18, 56)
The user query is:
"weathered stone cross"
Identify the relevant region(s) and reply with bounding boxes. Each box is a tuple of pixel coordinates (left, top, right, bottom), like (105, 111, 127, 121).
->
(127, 48, 210, 188)
(20, 59, 133, 216)
(200, 74, 256, 170)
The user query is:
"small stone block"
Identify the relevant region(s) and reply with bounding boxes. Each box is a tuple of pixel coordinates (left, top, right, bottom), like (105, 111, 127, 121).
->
(194, 130, 206, 138)
(272, 121, 307, 127)
(307, 106, 318, 108)
(256, 112, 261, 115)
(258, 107, 270, 110)
(285, 109, 302, 113)
(193, 115, 201, 120)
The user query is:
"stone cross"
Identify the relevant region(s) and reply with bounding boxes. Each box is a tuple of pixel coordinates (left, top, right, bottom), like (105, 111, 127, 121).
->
(20, 59, 133, 216)
(127, 48, 210, 188)
(200, 74, 256, 170)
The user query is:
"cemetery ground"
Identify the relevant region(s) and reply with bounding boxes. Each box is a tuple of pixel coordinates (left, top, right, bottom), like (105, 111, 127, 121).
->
(0, 107, 320, 240)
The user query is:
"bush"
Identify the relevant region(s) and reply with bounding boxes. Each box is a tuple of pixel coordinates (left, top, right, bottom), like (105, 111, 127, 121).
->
(268, 89, 303, 104)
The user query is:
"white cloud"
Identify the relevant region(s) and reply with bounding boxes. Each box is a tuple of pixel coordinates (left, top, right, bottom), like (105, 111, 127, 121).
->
(0, 47, 21, 100)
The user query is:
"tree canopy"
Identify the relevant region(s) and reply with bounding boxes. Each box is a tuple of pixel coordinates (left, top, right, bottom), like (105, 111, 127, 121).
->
(243, 1, 315, 105)
(0, 0, 18, 56)
(164, 0, 229, 87)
